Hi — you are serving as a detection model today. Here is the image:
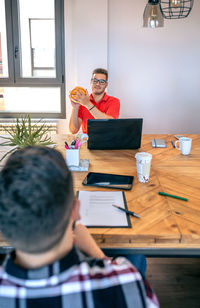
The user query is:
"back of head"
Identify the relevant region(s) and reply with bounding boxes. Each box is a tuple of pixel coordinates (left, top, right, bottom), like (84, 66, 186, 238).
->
(0, 146, 73, 254)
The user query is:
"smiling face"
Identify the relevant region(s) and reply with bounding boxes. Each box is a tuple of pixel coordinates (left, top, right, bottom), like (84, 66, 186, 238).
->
(91, 73, 108, 96)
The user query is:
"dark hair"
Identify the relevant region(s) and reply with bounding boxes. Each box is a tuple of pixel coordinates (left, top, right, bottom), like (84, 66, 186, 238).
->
(0, 146, 74, 254)
(92, 68, 108, 81)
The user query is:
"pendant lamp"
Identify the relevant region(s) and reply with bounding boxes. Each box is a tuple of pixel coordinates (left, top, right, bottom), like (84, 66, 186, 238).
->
(143, 0, 164, 28)
(159, 0, 194, 19)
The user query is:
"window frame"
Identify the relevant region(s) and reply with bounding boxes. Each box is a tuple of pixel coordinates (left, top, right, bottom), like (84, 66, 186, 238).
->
(0, 0, 65, 119)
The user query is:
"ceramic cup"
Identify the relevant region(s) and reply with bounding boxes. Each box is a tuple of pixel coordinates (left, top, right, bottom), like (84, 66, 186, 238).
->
(135, 152, 152, 183)
(175, 137, 192, 155)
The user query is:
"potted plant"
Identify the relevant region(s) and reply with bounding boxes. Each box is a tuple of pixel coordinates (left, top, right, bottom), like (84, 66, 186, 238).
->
(0, 115, 54, 162)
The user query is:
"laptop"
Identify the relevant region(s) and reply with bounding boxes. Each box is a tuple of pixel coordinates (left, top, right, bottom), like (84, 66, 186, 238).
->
(87, 118, 143, 150)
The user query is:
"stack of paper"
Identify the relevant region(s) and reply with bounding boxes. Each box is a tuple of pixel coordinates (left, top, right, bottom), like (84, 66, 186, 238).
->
(77, 190, 131, 228)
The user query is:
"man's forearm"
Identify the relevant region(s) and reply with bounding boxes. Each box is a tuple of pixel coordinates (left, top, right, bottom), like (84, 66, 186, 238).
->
(74, 223, 105, 259)
(69, 108, 81, 134)
(87, 103, 114, 120)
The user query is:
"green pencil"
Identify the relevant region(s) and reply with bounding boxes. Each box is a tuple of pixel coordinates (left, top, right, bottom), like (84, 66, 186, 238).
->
(158, 191, 188, 202)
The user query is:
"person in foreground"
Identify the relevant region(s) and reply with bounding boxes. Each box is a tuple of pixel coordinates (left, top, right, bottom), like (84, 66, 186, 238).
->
(69, 68, 120, 134)
(0, 147, 159, 308)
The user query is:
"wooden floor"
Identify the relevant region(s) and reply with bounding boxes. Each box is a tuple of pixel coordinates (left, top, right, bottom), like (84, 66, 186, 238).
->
(146, 258, 200, 308)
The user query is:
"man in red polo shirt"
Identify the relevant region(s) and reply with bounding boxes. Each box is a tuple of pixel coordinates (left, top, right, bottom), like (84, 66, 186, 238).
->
(69, 68, 120, 134)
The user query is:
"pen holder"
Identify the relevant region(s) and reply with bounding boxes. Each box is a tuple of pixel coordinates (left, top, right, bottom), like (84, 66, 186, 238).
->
(66, 149, 80, 167)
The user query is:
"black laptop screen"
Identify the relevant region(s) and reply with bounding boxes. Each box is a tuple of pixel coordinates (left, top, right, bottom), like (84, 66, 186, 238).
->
(87, 118, 143, 150)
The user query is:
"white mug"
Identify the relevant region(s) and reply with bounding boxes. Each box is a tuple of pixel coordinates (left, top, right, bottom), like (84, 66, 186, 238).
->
(175, 137, 192, 155)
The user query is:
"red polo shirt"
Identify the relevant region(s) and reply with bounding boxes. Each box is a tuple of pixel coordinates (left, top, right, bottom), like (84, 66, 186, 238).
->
(78, 93, 120, 133)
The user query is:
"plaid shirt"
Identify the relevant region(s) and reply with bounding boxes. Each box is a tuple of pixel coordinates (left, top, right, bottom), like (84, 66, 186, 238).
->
(0, 246, 159, 308)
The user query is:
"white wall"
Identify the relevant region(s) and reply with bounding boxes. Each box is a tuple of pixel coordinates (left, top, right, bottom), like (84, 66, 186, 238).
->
(60, 0, 200, 134)
(58, 0, 108, 133)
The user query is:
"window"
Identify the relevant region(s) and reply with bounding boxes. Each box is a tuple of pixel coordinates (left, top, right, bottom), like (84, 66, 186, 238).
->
(30, 19, 55, 78)
(0, 0, 65, 118)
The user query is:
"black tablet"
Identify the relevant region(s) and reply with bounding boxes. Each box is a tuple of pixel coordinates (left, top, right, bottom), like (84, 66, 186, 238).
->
(82, 172, 134, 190)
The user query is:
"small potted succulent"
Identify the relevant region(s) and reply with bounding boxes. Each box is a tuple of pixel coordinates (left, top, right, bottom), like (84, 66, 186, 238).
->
(0, 115, 54, 162)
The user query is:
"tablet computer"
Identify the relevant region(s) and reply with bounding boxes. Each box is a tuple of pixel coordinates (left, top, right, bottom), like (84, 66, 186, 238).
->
(82, 172, 134, 190)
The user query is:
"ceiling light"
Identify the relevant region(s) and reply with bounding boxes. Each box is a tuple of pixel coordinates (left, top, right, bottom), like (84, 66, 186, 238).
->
(143, 0, 164, 28)
(171, 0, 182, 7)
(159, 0, 194, 19)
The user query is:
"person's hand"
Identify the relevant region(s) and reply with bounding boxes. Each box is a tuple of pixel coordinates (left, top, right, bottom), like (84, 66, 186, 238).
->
(69, 91, 81, 109)
(70, 89, 90, 108)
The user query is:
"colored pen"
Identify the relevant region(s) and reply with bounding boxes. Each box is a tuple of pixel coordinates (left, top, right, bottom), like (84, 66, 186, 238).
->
(171, 140, 175, 148)
(65, 141, 69, 149)
(158, 192, 188, 201)
(75, 139, 82, 149)
(112, 204, 140, 218)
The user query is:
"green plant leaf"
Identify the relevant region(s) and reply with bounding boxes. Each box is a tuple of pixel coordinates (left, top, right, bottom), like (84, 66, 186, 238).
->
(0, 115, 54, 159)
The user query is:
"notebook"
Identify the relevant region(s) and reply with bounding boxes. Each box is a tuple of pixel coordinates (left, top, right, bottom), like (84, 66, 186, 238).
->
(87, 118, 143, 150)
(77, 190, 131, 228)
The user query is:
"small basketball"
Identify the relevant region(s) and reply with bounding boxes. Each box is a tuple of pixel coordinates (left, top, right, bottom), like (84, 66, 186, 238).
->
(70, 87, 86, 101)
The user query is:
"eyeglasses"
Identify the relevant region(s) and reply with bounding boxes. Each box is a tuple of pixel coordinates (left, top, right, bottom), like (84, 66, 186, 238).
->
(91, 78, 107, 85)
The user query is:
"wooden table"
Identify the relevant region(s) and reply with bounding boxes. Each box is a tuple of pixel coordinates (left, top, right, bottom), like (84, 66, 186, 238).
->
(51, 134, 200, 257)
(1, 134, 200, 256)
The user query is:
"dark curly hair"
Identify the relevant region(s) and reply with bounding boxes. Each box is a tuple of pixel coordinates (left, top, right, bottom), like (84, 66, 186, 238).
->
(0, 146, 74, 254)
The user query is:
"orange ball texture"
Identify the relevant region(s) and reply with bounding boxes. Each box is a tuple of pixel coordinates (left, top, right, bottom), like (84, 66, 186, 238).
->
(70, 86, 86, 101)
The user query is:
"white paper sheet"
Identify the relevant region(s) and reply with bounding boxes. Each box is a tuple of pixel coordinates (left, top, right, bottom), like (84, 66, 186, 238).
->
(78, 191, 129, 227)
